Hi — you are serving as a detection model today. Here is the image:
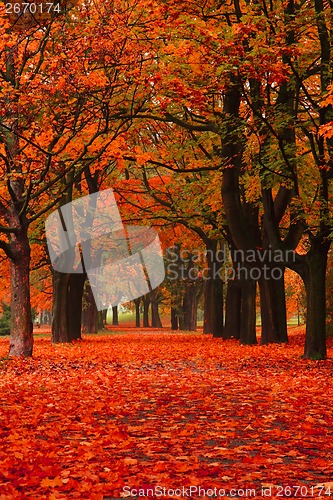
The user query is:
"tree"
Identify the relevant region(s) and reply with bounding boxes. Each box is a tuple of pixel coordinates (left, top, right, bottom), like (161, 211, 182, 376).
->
(0, 0, 158, 354)
(114, 122, 226, 336)
(117, 0, 333, 358)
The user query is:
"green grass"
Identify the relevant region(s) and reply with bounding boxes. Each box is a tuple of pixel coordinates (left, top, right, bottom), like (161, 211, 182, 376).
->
(85, 329, 129, 336)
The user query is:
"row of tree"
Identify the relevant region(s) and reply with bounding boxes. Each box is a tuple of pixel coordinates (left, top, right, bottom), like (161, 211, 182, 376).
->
(0, 0, 332, 358)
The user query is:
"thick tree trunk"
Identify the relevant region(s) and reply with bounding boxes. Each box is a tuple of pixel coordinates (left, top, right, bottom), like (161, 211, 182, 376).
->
(302, 241, 330, 359)
(183, 283, 199, 331)
(52, 270, 71, 343)
(51, 179, 84, 343)
(219, 81, 261, 346)
(9, 230, 33, 356)
(203, 270, 223, 337)
(224, 250, 257, 344)
(259, 268, 288, 344)
(82, 303, 98, 333)
(52, 272, 85, 342)
(5, 49, 33, 357)
(240, 277, 257, 345)
(112, 305, 119, 326)
(82, 283, 98, 334)
(203, 279, 217, 334)
(203, 241, 224, 337)
(151, 305, 162, 328)
(67, 273, 85, 341)
(97, 310, 106, 330)
(223, 277, 241, 340)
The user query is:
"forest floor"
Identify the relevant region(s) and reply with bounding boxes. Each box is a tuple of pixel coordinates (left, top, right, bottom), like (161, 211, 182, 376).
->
(0, 328, 332, 499)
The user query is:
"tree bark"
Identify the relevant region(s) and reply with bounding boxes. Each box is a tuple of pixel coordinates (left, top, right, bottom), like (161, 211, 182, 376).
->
(240, 277, 257, 345)
(262, 185, 329, 357)
(52, 271, 71, 343)
(9, 228, 33, 356)
(203, 240, 224, 337)
(302, 240, 330, 359)
(259, 268, 288, 344)
(151, 290, 162, 328)
(2, 45, 32, 356)
(143, 295, 150, 327)
(67, 273, 85, 341)
(134, 299, 140, 327)
(97, 310, 106, 330)
(171, 307, 178, 330)
(224, 277, 241, 340)
(82, 282, 98, 334)
(52, 271, 85, 342)
(183, 282, 199, 331)
(112, 305, 119, 326)
(168, 244, 183, 330)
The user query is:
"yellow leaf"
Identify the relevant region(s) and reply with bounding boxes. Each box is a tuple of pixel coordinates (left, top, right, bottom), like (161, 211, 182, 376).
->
(123, 458, 138, 466)
(40, 476, 63, 488)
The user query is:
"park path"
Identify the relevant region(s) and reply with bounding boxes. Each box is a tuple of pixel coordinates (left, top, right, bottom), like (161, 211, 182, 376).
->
(0, 330, 332, 499)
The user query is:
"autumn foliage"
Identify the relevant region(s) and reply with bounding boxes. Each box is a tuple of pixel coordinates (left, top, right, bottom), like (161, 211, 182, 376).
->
(2, 0, 333, 494)
(0, 330, 332, 499)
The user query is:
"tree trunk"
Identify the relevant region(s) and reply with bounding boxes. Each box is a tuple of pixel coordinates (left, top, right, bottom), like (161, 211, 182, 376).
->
(223, 277, 241, 340)
(52, 270, 71, 343)
(151, 303, 162, 327)
(183, 283, 199, 331)
(224, 249, 256, 343)
(151, 291, 162, 328)
(52, 271, 85, 342)
(82, 282, 98, 334)
(51, 178, 83, 343)
(182, 256, 202, 331)
(219, 81, 259, 346)
(4, 48, 33, 357)
(178, 312, 185, 330)
(112, 305, 119, 326)
(134, 299, 140, 327)
(9, 230, 33, 356)
(168, 244, 183, 330)
(302, 241, 330, 359)
(203, 240, 224, 337)
(171, 307, 178, 330)
(240, 277, 257, 345)
(97, 310, 106, 330)
(143, 295, 150, 327)
(259, 269, 288, 344)
(67, 273, 85, 341)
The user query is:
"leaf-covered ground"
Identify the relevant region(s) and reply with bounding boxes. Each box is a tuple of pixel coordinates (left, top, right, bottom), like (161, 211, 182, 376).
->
(0, 329, 333, 499)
